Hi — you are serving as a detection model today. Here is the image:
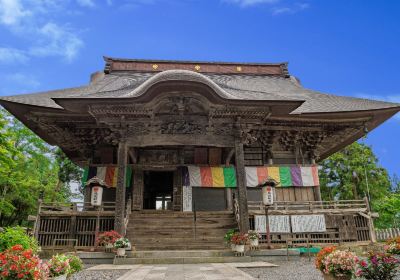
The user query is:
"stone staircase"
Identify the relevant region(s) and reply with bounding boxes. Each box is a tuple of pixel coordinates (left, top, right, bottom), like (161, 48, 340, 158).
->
(126, 211, 238, 251)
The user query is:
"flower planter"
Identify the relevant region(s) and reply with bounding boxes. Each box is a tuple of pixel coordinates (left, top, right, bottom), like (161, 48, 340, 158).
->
(322, 274, 351, 280)
(116, 248, 126, 256)
(250, 239, 259, 246)
(50, 275, 67, 280)
(235, 245, 245, 253)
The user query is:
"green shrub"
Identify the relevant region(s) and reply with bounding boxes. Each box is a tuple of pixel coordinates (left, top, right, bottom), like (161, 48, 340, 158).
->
(67, 254, 84, 275)
(0, 226, 40, 253)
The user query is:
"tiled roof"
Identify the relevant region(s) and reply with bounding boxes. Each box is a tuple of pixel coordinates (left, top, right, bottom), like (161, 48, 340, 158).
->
(0, 70, 399, 114)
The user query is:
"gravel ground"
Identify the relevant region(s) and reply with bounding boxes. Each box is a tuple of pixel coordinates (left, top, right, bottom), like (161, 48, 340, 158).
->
(69, 269, 130, 280)
(240, 258, 400, 280)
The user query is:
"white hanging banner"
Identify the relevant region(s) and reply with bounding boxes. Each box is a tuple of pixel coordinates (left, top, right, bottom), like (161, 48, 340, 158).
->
(291, 215, 326, 233)
(269, 215, 291, 233)
(182, 186, 192, 212)
(254, 215, 290, 233)
(254, 215, 267, 233)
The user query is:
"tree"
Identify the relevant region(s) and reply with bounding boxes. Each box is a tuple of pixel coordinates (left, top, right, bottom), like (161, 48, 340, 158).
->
(0, 107, 82, 226)
(319, 141, 399, 228)
(319, 142, 391, 202)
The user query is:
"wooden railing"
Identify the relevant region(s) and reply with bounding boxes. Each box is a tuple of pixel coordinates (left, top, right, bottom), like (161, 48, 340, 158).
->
(376, 228, 400, 241)
(36, 202, 116, 249)
(40, 202, 116, 213)
(248, 200, 368, 215)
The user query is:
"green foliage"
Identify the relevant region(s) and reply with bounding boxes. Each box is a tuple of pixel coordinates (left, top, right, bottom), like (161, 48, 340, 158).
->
(319, 142, 391, 201)
(0, 107, 82, 226)
(0, 226, 39, 253)
(319, 141, 399, 229)
(373, 193, 400, 229)
(67, 254, 84, 274)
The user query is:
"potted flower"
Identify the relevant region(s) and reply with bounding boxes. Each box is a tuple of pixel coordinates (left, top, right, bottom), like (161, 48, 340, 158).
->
(0, 244, 49, 280)
(48, 254, 71, 280)
(230, 233, 248, 253)
(97, 230, 122, 251)
(114, 237, 130, 256)
(358, 252, 399, 280)
(318, 249, 359, 280)
(248, 230, 261, 247)
(315, 246, 337, 273)
(385, 237, 400, 255)
(224, 229, 238, 250)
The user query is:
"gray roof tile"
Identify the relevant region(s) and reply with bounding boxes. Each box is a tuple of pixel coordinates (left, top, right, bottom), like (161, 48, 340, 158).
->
(0, 70, 399, 114)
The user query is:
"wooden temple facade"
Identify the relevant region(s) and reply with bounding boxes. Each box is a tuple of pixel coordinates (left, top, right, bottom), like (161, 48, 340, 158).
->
(1, 57, 399, 250)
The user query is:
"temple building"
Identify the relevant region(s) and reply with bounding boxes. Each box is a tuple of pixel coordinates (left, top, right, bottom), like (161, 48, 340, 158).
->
(1, 57, 399, 250)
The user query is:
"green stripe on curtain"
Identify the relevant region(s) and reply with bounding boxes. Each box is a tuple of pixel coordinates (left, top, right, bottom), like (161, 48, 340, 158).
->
(81, 167, 89, 186)
(279, 166, 292, 187)
(125, 166, 133, 188)
(223, 167, 237, 188)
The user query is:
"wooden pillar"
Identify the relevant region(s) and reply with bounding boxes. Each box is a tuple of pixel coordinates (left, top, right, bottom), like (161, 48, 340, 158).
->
(364, 196, 377, 243)
(114, 141, 127, 235)
(234, 138, 250, 233)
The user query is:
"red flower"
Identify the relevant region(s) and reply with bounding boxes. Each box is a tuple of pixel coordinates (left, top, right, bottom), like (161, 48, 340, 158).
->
(11, 244, 24, 251)
(17, 273, 25, 278)
(1, 270, 9, 277)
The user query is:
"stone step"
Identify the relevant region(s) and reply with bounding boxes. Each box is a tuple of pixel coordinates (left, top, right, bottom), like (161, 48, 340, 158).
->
(129, 211, 233, 216)
(134, 244, 227, 251)
(127, 230, 230, 238)
(128, 237, 224, 244)
(114, 255, 252, 265)
(127, 225, 237, 231)
(126, 250, 233, 258)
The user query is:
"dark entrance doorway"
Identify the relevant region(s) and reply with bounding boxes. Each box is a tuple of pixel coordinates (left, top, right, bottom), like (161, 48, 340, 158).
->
(143, 171, 174, 210)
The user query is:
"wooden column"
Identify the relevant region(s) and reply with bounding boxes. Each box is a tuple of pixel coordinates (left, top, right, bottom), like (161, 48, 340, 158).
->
(114, 141, 127, 235)
(234, 138, 250, 233)
(365, 196, 377, 243)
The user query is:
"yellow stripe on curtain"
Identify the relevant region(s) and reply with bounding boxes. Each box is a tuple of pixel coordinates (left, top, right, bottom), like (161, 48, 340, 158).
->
(267, 167, 281, 186)
(211, 167, 225, 187)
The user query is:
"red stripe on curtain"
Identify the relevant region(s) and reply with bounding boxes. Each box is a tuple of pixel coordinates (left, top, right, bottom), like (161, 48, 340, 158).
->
(200, 167, 213, 187)
(105, 167, 116, 187)
(256, 167, 268, 184)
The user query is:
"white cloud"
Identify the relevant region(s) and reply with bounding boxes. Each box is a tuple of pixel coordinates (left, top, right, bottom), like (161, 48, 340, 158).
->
(0, 0, 31, 26)
(0, 47, 29, 64)
(272, 2, 309, 15)
(76, 0, 95, 7)
(30, 22, 84, 62)
(224, 0, 279, 7)
(0, 0, 84, 63)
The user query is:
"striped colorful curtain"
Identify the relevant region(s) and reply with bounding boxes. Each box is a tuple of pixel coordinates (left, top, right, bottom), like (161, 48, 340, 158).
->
(183, 166, 237, 188)
(245, 166, 319, 187)
(81, 166, 133, 188)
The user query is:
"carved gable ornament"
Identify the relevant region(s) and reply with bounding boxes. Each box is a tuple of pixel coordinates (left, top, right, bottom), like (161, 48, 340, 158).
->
(154, 95, 208, 116)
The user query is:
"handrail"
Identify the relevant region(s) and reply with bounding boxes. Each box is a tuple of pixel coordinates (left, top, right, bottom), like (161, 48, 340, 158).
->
(247, 199, 368, 213)
(233, 197, 241, 232)
(124, 198, 132, 236)
(40, 201, 116, 213)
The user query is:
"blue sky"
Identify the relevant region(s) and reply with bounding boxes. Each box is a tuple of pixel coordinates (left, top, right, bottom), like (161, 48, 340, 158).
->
(0, 0, 399, 177)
